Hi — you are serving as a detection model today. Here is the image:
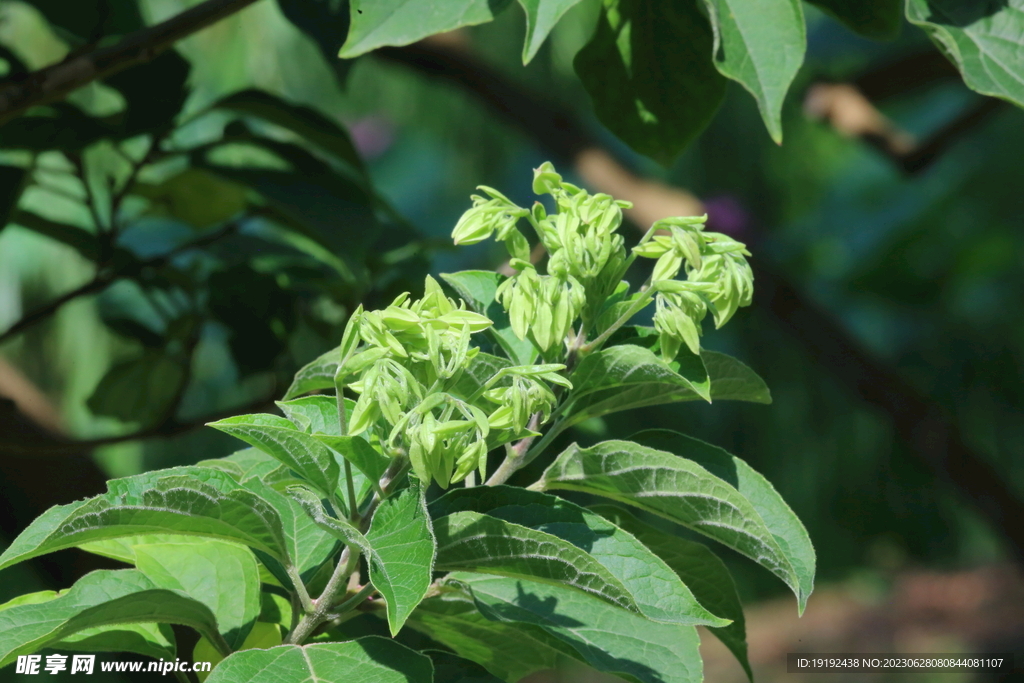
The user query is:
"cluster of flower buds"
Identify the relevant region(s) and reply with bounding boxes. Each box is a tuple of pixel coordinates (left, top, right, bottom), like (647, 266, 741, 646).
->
(334, 276, 569, 488)
(452, 162, 633, 352)
(495, 264, 586, 353)
(633, 216, 753, 359)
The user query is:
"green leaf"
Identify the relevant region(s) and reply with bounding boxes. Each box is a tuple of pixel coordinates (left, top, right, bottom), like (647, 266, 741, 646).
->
(87, 350, 185, 425)
(213, 89, 366, 180)
(431, 486, 728, 626)
(205, 638, 433, 683)
(441, 271, 538, 365)
(340, 0, 514, 58)
(433, 511, 643, 615)
(806, 0, 901, 39)
(906, 0, 1024, 110)
(209, 413, 341, 499)
(591, 504, 752, 681)
(10, 210, 100, 261)
(0, 569, 222, 667)
(234, 464, 340, 579)
(562, 344, 713, 427)
(288, 486, 373, 556)
(285, 347, 341, 398)
(574, 0, 727, 164)
(366, 484, 437, 635)
(133, 541, 261, 650)
(451, 351, 513, 400)
(699, 0, 806, 143)
(317, 435, 390, 486)
(277, 395, 342, 435)
(0, 165, 27, 232)
(631, 429, 815, 610)
(193, 622, 283, 682)
(0, 467, 290, 572)
(56, 622, 176, 662)
(0, 591, 176, 663)
(427, 649, 505, 683)
(535, 439, 810, 612)
(455, 573, 703, 683)
(518, 0, 586, 63)
(702, 350, 772, 402)
(408, 597, 572, 682)
(576, 343, 711, 399)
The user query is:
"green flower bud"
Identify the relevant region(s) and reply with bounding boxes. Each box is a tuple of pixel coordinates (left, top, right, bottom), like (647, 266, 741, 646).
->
(438, 309, 493, 333)
(653, 291, 708, 359)
(532, 161, 563, 195)
(652, 252, 683, 283)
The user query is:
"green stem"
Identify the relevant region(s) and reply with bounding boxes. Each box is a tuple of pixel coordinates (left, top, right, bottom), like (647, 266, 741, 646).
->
(343, 459, 359, 523)
(333, 582, 377, 615)
(580, 276, 656, 354)
(286, 545, 360, 645)
(286, 565, 314, 614)
(206, 629, 233, 659)
(173, 669, 192, 683)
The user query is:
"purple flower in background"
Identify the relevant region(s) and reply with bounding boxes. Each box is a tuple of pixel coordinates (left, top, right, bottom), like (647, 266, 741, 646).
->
(347, 116, 395, 160)
(704, 195, 752, 238)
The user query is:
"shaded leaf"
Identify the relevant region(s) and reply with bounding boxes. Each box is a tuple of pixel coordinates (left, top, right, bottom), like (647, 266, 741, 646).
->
(86, 350, 184, 425)
(455, 573, 703, 683)
(213, 89, 366, 180)
(575, 0, 727, 164)
(427, 649, 505, 683)
(434, 511, 643, 615)
(408, 597, 572, 682)
(193, 622, 282, 683)
(55, 622, 176, 662)
(134, 541, 261, 650)
(431, 486, 728, 626)
(10, 210, 100, 261)
(0, 569, 221, 667)
(806, 0, 902, 39)
(591, 504, 752, 681)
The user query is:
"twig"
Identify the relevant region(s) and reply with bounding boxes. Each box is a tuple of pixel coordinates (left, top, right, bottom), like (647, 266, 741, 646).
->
(0, 0, 261, 126)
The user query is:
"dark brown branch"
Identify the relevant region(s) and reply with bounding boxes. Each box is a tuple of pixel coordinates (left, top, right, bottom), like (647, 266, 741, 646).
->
(0, 0, 260, 126)
(382, 40, 1024, 562)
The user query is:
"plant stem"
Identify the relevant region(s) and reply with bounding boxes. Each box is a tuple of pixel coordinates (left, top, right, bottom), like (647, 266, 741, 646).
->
(333, 581, 376, 615)
(173, 670, 192, 683)
(286, 545, 361, 645)
(580, 276, 655, 354)
(286, 565, 314, 614)
(343, 460, 359, 523)
(485, 412, 542, 486)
